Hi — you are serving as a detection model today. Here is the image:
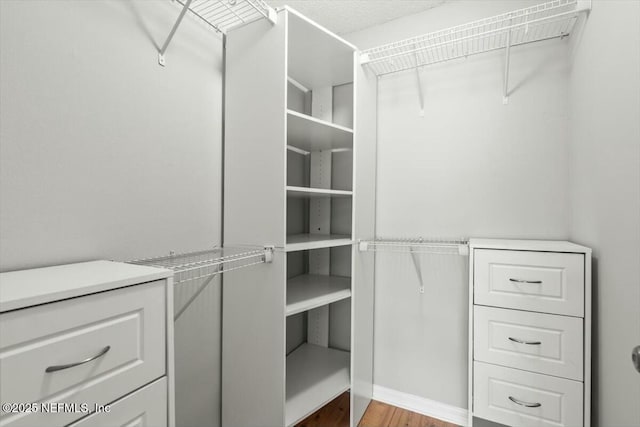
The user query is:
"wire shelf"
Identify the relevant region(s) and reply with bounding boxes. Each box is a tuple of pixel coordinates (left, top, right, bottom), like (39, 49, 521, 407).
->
(360, 0, 589, 76)
(130, 246, 271, 284)
(129, 246, 273, 320)
(179, 0, 276, 33)
(359, 238, 469, 255)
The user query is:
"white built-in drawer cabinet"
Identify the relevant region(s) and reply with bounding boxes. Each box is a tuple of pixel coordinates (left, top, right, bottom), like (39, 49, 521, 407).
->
(0, 261, 175, 427)
(468, 239, 591, 427)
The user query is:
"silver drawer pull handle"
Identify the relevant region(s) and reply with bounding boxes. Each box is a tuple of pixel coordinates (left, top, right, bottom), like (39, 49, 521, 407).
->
(45, 346, 111, 373)
(509, 396, 542, 408)
(508, 337, 542, 345)
(509, 278, 542, 284)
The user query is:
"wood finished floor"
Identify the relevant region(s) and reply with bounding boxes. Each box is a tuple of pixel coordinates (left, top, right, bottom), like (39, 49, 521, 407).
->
(295, 392, 459, 427)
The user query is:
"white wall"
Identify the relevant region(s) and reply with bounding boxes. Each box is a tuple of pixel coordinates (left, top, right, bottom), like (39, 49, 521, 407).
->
(0, 1, 224, 425)
(346, 0, 572, 410)
(0, 0, 222, 270)
(568, 1, 640, 425)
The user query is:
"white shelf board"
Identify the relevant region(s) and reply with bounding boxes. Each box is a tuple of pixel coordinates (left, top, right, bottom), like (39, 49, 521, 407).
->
(286, 234, 353, 252)
(287, 110, 353, 153)
(286, 7, 355, 88)
(286, 186, 352, 198)
(286, 274, 351, 316)
(285, 343, 350, 426)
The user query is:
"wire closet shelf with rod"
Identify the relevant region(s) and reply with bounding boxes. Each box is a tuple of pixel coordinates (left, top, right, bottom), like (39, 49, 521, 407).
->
(158, 0, 277, 65)
(359, 0, 591, 103)
(128, 246, 274, 321)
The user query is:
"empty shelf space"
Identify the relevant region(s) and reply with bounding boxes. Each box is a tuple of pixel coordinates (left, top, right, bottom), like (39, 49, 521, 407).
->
(287, 186, 352, 198)
(286, 343, 350, 427)
(287, 8, 355, 89)
(287, 275, 351, 316)
(286, 234, 353, 252)
(287, 110, 353, 153)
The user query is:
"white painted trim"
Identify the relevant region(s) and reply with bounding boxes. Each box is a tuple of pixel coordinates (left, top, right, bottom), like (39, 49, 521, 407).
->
(372, 385, 468, 426)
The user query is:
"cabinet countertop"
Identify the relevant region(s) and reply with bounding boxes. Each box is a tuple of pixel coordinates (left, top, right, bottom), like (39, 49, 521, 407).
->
(469, 238, 591, 254)
(0, 260, 172, 313)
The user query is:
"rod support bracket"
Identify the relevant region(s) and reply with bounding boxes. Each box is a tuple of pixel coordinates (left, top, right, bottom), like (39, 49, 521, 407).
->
(267, 7, 278, 24)
(158, 0, 193, 67)
(263, 246, 275, 263)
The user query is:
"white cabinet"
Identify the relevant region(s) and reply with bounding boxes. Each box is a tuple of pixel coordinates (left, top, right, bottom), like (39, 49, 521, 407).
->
(474, 249, 585, 316)
(68, 378, 167, 427)
(468, 239, 591, 427)
(222, 6, 377, 427)
(0, 261, 174, 427)
(474, 306, 584, 380)
(473, 362, 583, 427)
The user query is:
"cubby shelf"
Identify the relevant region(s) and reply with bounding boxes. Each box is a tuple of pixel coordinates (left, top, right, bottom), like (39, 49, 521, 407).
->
(287, 8, 356, 89)
(285, 343, 351, 427)
(286, 186, 353, 198)
(286, 234, 353, 252)
(286, 275, 351, 316)
(287, 110, 353, 153)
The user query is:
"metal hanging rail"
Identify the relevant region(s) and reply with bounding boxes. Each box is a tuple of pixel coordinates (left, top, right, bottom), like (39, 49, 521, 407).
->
(360, 0, 590, 102)
(129, 246, 274, 320)
(158, 0, 277, 65)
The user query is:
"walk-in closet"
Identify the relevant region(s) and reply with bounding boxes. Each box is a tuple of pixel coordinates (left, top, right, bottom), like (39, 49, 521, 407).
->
(1, 1, 638, 427)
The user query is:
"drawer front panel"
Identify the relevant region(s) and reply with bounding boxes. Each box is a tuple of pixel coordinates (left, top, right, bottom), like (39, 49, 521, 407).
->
(474, 362, 583, 427)
(68, 377, 167, 427)
(0, 281, 166, 427)
(474, 249, 584, 316)
(474, 306, 584, 380)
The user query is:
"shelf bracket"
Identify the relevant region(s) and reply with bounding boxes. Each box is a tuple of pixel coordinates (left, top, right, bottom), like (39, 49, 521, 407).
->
(503, 27, 512, 104)
(413, 48, 426, 117)
(263, 246, 274, 263)
(415, 67, 425, 117)
(158, 0, 193, 67)
(409, 245, 425, 294)
(359, 52, 371, 65)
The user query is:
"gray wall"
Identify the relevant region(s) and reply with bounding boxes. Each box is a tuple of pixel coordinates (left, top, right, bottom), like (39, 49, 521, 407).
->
(346, 0, 572, 409)
(0, 1, 224, 425)
(568, 1, 640, 425)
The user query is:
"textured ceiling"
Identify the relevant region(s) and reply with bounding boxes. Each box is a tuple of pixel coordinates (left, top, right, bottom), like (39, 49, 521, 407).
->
(265, 1, 447, 35)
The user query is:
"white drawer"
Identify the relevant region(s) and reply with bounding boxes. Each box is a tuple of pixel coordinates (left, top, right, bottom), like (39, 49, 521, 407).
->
(474, 249, 584, 316)
(0, 281, 166, 427)
(474, 362, 583, 427)
(474, 306, 584, 380)
(68, 377, 167, 427)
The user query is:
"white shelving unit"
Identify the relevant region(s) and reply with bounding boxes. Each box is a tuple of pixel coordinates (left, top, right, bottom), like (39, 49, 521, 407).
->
(286, 275, 351, 316)
(222, 6, 378, 427)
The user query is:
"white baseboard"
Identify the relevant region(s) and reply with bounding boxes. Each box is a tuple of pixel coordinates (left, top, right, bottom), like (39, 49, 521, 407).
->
(372, 384, 468, 426)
